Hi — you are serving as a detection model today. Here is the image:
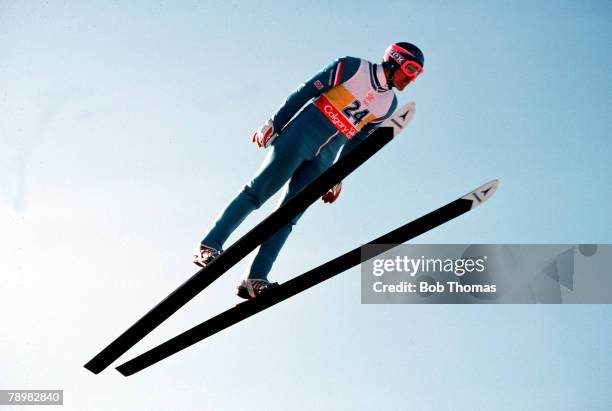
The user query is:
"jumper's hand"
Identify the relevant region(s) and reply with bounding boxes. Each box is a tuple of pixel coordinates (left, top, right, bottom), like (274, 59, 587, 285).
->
(321, 182, 342, 204)
(251, 119, 278, 148)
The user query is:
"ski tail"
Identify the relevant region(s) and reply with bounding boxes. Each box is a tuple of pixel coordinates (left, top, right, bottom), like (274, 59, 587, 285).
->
(115, 179, 499, 376)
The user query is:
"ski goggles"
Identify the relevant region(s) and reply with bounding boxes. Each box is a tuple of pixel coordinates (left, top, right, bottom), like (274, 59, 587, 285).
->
(400, 60, 423, 81)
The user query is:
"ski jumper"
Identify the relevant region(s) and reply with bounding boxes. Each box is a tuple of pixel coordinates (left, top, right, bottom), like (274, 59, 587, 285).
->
(201, 56, 398, 279)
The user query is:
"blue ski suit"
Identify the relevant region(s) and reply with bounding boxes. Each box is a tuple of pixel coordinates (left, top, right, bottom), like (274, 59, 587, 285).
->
(201, 56, 398, 279)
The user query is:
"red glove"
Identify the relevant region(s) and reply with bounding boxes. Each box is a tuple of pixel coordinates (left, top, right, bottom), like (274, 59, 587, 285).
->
(251, 119, 278, 148)
(322, 182, 342, 204)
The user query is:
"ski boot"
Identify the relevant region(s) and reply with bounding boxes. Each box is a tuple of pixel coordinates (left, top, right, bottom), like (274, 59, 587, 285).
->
(193, 244, 223, 268)
(236, 278, 279, 300)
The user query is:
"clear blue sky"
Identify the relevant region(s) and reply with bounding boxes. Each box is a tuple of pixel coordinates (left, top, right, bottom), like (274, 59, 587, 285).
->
(1, 1, 610, 410)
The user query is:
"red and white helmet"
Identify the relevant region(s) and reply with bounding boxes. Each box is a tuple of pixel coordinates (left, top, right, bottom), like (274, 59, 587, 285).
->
(383, 42, 425, 82)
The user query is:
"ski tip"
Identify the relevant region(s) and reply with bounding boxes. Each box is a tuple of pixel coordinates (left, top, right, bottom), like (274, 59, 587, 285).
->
(397, 101, 416, 123)
(382, 101, 416, 135)
(462, 179, 499, 209)
(404, 101, 416, 113)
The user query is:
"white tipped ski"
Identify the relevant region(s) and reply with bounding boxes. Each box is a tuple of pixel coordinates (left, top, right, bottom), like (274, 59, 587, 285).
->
(84, 100, 418, 375)
(115, 178, 500, 376)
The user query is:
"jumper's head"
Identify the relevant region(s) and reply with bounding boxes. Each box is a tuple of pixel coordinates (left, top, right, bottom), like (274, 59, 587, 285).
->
(382, 42, 424, 90)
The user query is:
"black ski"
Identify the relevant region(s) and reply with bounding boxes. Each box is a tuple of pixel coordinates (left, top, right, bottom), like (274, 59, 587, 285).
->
(84, 103, 417, 374)
(115, 180, 499, 376)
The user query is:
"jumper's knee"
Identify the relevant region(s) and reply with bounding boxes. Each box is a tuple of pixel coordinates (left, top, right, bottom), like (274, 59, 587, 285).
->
(239, 184, 265, 209)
